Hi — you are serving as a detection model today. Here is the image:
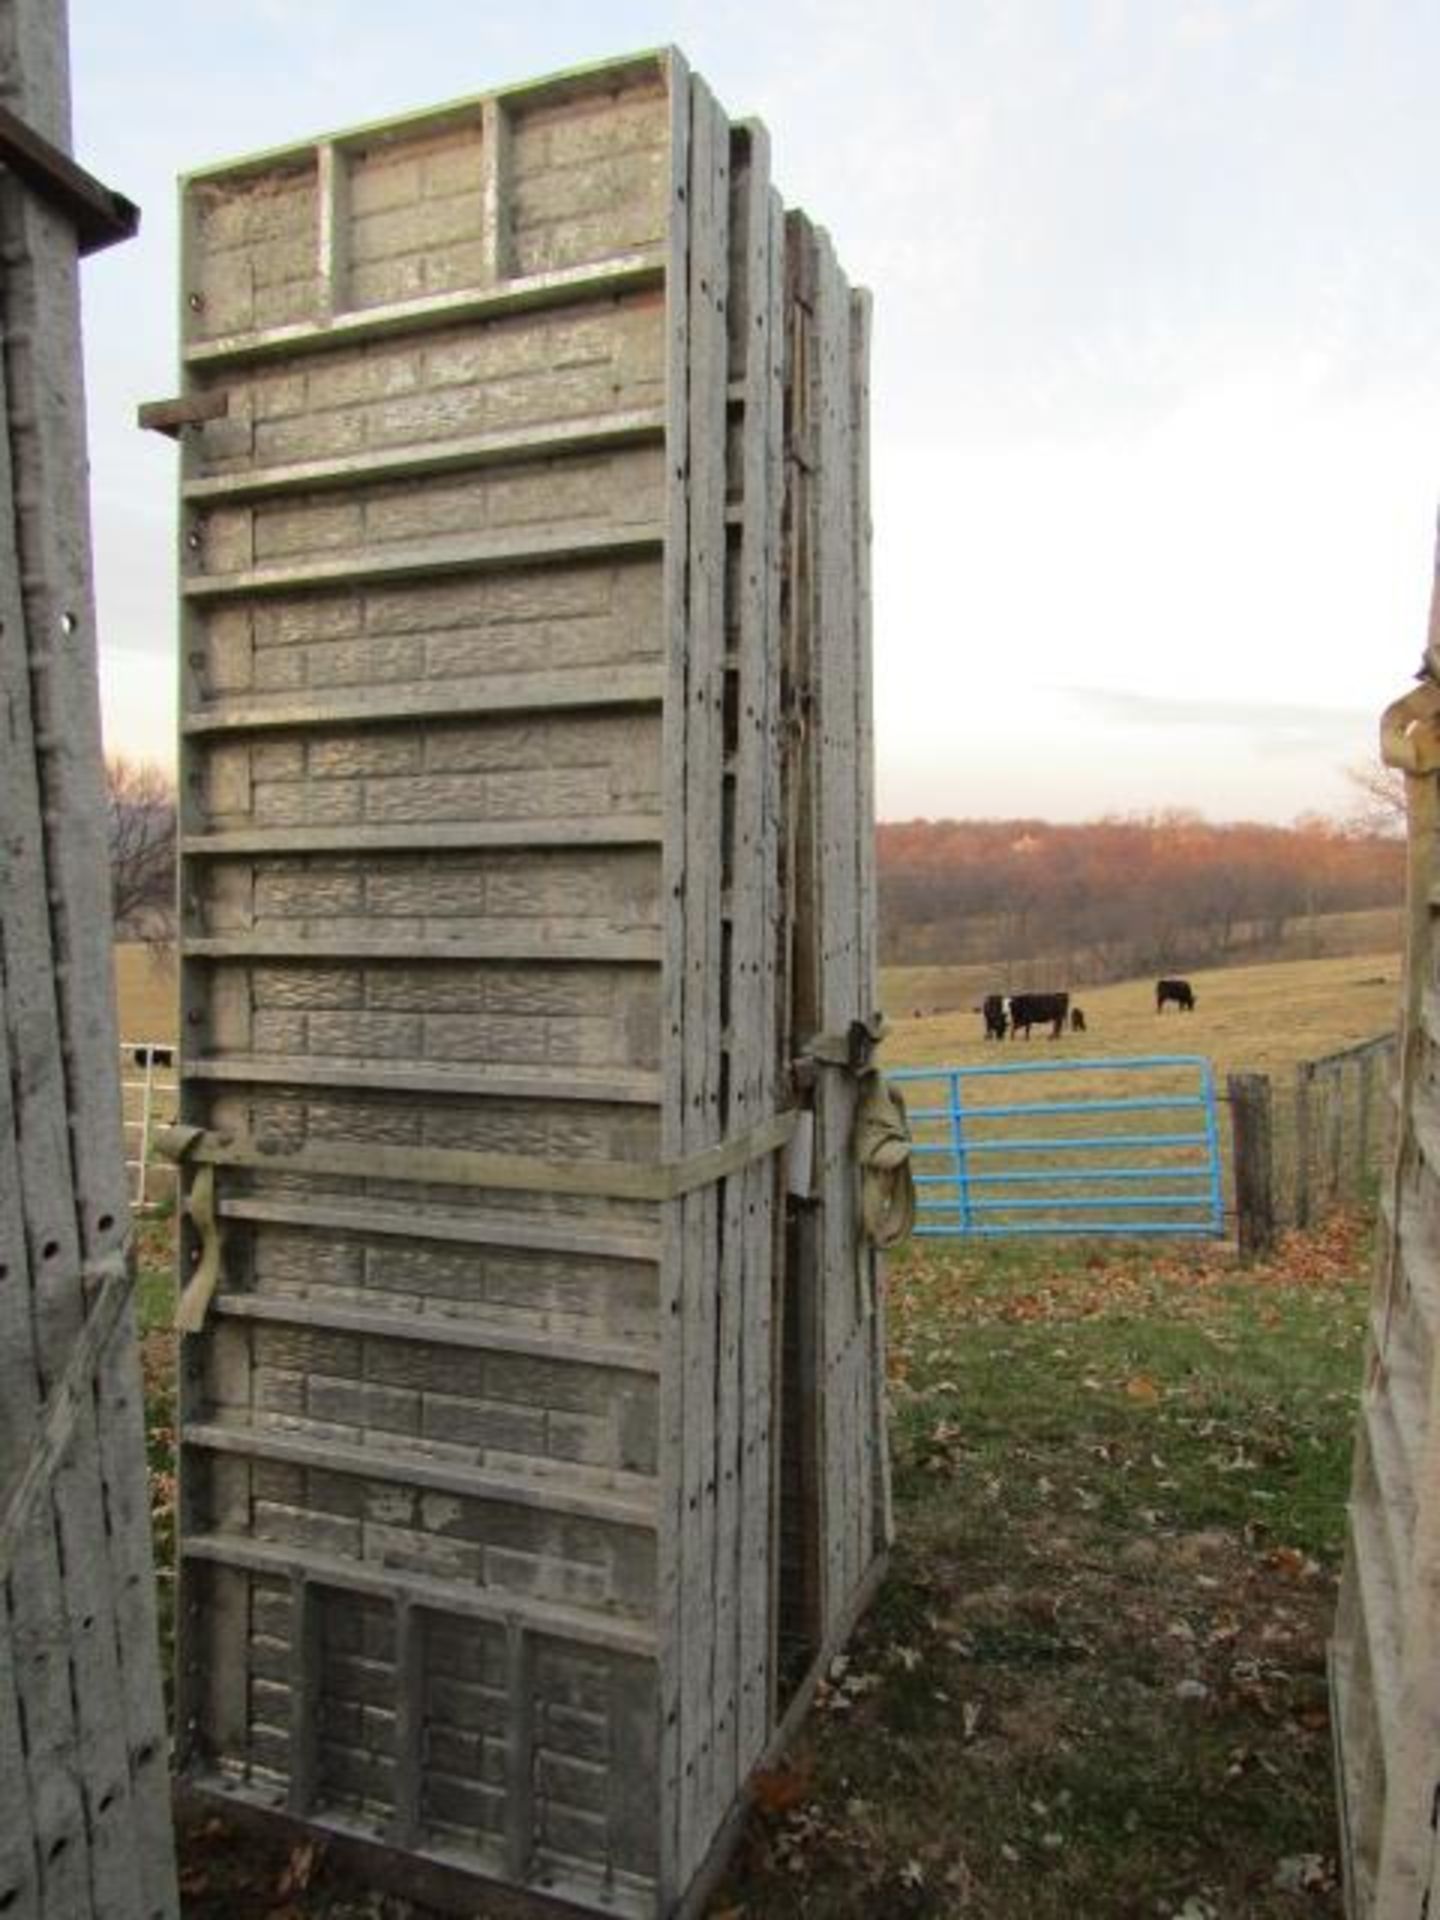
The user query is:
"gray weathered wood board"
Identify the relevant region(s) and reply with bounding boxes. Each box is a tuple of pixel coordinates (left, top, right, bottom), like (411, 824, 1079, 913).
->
(0, 3, 179, 1915)
(1332, 645, 1440, 1915)
(169, 49, 880, 1920)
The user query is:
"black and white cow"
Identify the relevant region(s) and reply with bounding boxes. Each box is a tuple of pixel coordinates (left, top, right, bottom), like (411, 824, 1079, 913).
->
(1156, 977, 1195, 1012)
(1008, 991, 1069, 1039)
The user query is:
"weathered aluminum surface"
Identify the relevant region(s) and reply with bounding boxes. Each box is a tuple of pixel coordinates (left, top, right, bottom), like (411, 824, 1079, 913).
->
(170, 51, 880, 1917)
(0, 3, 178, 1915)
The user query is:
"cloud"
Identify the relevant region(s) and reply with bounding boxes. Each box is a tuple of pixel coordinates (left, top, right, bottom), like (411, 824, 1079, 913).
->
(1058, 685, 1374, 746)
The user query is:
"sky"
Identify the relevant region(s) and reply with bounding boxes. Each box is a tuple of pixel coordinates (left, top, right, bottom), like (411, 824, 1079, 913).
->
(66, 0, 1440, 825)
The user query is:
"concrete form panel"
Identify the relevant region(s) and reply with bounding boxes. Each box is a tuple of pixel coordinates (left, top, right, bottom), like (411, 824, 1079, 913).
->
(166, 49, 881, 1918)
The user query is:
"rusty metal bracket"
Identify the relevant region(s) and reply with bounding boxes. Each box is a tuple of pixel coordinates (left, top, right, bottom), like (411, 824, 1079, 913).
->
(0, 100, 138, 253)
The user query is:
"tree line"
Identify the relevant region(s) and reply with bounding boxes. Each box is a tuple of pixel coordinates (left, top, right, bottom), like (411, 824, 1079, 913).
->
(106, 760, 1406, 985)
(878, 811, 1405, 979)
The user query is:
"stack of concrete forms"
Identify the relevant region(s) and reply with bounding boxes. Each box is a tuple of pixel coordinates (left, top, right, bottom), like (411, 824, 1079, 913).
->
(1331, 648, 1440, 1917)
(163, 49, 886, 1918)
(0, 2, 178, 1916)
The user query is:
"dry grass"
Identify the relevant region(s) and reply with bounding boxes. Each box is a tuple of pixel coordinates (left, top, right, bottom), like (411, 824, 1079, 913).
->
(115, 942, 178, 1045)
(883, 950, 1399, 1084)
(887, 898, 1405, 990)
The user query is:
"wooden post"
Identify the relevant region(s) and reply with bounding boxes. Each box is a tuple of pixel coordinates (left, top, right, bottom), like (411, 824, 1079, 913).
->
(1325, 1064, 1345, 1204)
(1294, 1061, 1315, 1228)
(1358, 1052, 1374, 1188)
(1230, 1072, 1276, 1260)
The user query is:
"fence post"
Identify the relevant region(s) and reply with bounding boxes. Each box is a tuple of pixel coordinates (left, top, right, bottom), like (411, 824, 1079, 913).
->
(1325, 1063, 1345, 1205)
(1358, 1052, 1374, 1185)
(1230, 1072, 1276, 1259)
(1294, 1061, 1315, 1228)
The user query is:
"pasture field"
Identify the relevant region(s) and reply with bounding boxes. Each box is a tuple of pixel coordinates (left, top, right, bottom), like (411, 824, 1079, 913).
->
(882, 903, 1402, 999)
(119, 942, 1400, 1078)
(115, 941, 178, 1045)
(884, 953, 1400, 1236)
(882, 950, 1399, 1081)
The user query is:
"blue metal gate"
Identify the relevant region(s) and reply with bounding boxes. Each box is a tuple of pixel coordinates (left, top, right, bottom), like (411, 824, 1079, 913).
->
(891, 1054, 1225, 1238)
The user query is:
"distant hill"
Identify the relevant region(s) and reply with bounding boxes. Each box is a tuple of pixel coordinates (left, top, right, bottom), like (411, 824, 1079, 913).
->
(878, 813, 1403, 983)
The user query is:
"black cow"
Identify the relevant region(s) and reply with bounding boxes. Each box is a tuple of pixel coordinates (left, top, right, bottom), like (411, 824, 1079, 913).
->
(1156, 977, 1195, 1012)
(1008, 991, 1069, 1039)
(1070, 1006, 1087, 1034)
(977, 994, 1008, 1041)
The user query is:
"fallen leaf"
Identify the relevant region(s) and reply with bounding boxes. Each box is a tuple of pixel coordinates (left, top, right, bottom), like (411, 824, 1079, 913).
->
(1125, 1375, 1161, 1403)
(751, 1765, 811, 1816)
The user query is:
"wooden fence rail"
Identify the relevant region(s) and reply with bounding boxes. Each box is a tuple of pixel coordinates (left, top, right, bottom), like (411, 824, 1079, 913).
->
(1228, 1033, 1395, 1251)
(1291, 1033, 1396, 1228)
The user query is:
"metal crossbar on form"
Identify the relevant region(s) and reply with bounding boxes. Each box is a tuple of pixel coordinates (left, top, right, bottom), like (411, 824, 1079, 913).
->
(891, 1054, 1225, 1238)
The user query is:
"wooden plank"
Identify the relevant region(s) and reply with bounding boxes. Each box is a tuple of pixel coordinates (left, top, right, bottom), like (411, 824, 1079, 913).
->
(0, 990, 89, 1918)
(183, 1533, 658, 1658)
(848, 281, 891, 1559)
(183, 930, 662, 963)
(1229, 1072, 1276, 1259)
(389, 1604, 423, 1850)
(480, 95, 512, 284)
(760, 183, 790, 1742)
(186, 1421, 658, 1528)
(181, 407, 666, 504)
(782, 211, 829, 1654)
(182, 521, 664, 599)
(211, 1290, 660, 1375)
(217, 1193, 660, 1264)
(811, 229, 862, 1626)
(0, 1615, 41, 1920)
(677, 77, 729, 1884)
(182, 816, 665, 856)
(183, 663, 664, 733)
(1294, 1061, 1315, 1228)
(171, 74, 255, 1817)
(186, 1054, 663, 1106)
(286, 1577, 320, 1814)
(184, 251, 668, 367)
(726, 118, 778, 1793)
(0, 10, 177, 1902)
(316, 141, 349, 319)
(655, 50, 693, 1911)
(503, 1625, 535, 1883)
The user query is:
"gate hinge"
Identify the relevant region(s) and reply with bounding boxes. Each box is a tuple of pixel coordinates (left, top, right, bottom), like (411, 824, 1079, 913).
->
(0, 101, 138, 254)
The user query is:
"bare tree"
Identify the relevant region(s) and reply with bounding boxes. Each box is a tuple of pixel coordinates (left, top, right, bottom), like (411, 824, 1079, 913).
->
(1345, 758, 1407, 837)
(106, 757, 176, 936)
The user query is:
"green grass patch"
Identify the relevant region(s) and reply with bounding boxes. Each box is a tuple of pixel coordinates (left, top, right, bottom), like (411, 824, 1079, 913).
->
(719, 1225, 1367, 1919)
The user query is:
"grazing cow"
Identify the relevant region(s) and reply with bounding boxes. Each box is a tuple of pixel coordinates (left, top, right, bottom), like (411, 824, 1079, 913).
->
(1070, 1006, 1087, 1034)
(1008, 991, 1069, 1039)
(1156, 977, 1196, 1013)
(977, 993, 1008, 1041)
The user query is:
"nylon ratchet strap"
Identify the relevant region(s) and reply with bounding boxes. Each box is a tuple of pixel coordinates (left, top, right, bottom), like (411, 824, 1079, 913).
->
(0, 1252, 134, 1582)
(1376, 677, 1440, 1352)
(158, 1112, 799, 1329)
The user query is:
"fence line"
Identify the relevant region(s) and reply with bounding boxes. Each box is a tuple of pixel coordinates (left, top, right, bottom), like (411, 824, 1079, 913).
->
(119, 1039, 176, 1211)
(1290, 1032, 1395, 1228)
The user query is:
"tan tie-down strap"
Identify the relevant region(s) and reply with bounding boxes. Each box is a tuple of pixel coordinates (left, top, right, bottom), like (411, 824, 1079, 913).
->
(0, 1253, 134, 1582)
(799, 1013, 916, 1253)
(1377, 679, 1440, 1347)
(159, 1112, 798, 1327)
